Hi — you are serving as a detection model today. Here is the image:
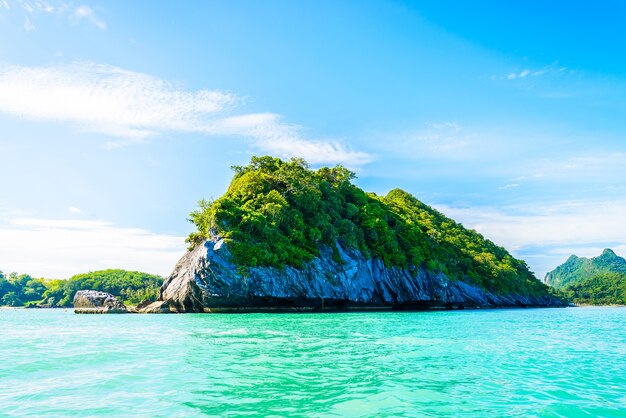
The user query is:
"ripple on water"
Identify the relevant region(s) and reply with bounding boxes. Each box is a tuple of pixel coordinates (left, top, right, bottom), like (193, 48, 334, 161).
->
(0, 308, 625, 416)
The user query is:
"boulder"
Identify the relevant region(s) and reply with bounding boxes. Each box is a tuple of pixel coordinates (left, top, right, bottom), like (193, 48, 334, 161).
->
(73, 290, 129, 314)
(139, 300, 174, 313)
(135, 299, 154, 310)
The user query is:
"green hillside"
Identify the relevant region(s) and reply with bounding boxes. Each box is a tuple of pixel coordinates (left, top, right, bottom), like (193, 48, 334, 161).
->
(188, 156, 550, 296)
(561, 272, 626, 305)
(545, 249, 626, 289)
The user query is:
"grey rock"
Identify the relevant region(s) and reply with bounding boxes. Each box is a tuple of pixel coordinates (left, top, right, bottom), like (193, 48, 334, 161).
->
(135, 299, 154, 310)
(139, 300, 174, 313)
(144, 235, 565, 313)
(74, 290, 128, 314)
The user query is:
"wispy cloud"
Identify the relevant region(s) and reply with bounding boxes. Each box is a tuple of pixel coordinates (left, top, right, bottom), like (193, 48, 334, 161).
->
(0, 215, 186, 278)
(436, 199, 626, 279)
(0, 62, 236, 136)
(494, 63, 570, 81)
(0, 62, 371, 166)
(414, 122, 469, 153)
(1, 0, 68, 15)
(491, 61, 626, 100)
(71, 5, 105, 30)
(374, 122, 506, 162)
(68, 206, 82, 214)
(23, 15, 35, 31)
(510, 152, 626, 186)
(1, 1, 74, 31)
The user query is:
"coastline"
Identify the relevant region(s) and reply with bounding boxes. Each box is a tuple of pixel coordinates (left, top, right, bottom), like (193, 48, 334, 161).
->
(6, 302, 626, 312)
(4, 304, 570, 313)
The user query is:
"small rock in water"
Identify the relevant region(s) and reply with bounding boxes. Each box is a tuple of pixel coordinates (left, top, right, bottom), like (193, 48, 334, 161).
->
(135, 299, 155, 310)
(73, 290, 129, 314)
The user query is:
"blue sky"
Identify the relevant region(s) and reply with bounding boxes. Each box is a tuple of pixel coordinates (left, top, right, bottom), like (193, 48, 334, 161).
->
(1, 0, 626, 279)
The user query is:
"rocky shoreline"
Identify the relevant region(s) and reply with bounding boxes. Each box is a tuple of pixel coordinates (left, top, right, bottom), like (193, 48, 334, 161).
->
(134, 236, 565, 314)
(73, 290, 129, 314)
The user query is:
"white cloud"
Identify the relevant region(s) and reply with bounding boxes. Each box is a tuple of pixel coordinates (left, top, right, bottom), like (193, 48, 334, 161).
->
(498, 183, 519, 190)
(496, 64, 569, 81)
(376, 122, 495, 161)
(23, 15, 35, 31)
(257, 136, 373, 166)
(439, 200, 626, 251)
(68, 206, 82, 214)
(208, 113, 373, 165)
(435, 199, 626, 279)
(512, 153, 626, 185)
(2, 0, 68, 15)
(0, 215, 186, 278)
(1, 1, 75, 32)
(415, 122, 469, 153)
(0, 62, 371, 167)
(71, 5, 105, 30)
(0, 62, 236, 136)
(431, 122, 461, 132)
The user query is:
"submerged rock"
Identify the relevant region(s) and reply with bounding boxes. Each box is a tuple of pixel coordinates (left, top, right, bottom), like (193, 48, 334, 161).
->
(141, 236, 565, 313)
(74, 290, 128, 314)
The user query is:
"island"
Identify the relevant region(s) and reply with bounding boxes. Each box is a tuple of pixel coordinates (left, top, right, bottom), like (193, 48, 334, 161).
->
(140, 156, 564, 313)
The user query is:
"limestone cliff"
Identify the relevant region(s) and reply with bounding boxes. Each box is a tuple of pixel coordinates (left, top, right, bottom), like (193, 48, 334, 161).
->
(142, 236, 564, 313)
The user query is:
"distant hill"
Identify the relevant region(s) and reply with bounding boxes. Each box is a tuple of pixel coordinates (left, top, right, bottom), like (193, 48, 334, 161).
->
(0, 269, 163, 307)
(560, 272, 626, 306)
(545, 249, 626, 289)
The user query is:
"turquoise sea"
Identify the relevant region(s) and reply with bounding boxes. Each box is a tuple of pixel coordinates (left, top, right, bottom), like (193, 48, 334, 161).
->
(1, 308, 625, 417)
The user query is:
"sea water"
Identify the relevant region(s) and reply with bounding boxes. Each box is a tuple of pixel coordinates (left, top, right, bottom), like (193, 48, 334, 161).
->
(0, 307, 624, 417)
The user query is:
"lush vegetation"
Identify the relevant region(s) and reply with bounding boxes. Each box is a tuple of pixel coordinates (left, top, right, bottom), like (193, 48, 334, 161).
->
(0, 269, 163, 307)
(545, 249, 626, 305)
(188, 156, 550, 296)
(560, 272, 626, 305)
(545, 248, 626, 288)
(0, 271, 47, 307)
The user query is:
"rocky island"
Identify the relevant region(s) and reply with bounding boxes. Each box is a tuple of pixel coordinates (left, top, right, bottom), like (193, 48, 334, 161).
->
(141, 156, 563, 313)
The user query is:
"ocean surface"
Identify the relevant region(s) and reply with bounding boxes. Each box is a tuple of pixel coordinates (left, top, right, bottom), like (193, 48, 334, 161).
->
(1, 308, 625, 417)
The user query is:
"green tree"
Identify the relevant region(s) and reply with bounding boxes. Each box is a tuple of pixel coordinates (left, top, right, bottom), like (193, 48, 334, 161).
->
(0, 269, 163, 307)
(1, 292, 22, 307)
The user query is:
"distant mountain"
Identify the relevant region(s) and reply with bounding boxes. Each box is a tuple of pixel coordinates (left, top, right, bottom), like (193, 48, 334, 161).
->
(545, 249, 626, 289)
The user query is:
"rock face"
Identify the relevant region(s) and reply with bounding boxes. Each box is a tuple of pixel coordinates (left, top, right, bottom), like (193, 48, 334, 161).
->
(141, 236, 564, 313)
(74, 290, 129, 314)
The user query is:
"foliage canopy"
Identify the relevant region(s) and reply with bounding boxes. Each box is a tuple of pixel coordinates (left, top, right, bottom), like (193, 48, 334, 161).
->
(545, 249, 626, 289)
(0, 269, 163, 307)
(188, 156, 549, 296)
(560, 272, 626, 305)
